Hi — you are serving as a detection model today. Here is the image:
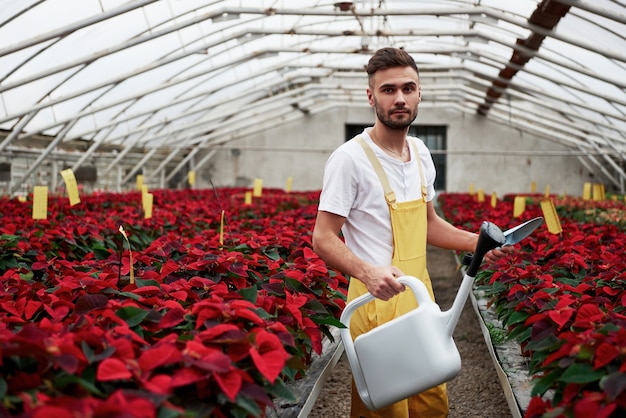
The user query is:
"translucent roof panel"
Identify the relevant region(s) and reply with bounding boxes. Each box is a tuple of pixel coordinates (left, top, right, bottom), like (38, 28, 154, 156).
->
(0, 0, 624, 187)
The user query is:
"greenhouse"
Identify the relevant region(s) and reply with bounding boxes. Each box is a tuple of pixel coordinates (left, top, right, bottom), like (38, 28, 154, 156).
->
(0, 0, 625, 417)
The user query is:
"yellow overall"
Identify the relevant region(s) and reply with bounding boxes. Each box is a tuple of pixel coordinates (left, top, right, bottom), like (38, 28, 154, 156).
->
(347, 137, 448, 418)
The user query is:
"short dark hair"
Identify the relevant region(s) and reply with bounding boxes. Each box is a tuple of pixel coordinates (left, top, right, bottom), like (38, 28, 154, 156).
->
(366, 47, 419, 86)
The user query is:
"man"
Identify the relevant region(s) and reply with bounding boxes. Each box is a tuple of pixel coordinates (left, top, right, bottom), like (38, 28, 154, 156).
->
(312, 47, 510, 417)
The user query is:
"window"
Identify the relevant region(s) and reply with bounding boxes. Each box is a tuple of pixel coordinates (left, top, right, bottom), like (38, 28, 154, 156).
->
(410, 126, 447, 191)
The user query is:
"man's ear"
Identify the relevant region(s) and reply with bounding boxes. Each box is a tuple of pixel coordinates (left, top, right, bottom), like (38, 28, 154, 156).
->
(366, 88, 375, 107)
(418, 85, 422, 102)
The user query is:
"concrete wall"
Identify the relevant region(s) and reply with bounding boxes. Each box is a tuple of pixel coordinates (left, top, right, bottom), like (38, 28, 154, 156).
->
(197, 105, 595, 197)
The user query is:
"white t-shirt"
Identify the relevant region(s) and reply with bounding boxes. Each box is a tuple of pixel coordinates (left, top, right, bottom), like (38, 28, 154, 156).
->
(318, 129, 437, 267)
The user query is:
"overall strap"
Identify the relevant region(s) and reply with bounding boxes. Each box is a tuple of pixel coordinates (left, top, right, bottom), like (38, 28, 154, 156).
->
(407, 138, 428, 202)
(355, 136, 396, 204)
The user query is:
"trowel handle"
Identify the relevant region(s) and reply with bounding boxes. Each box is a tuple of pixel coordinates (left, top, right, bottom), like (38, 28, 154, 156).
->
(465, 221, 506, 277)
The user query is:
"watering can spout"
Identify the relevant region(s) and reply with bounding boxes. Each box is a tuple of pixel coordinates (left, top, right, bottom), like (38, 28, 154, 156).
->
(446, 221, 506, 335)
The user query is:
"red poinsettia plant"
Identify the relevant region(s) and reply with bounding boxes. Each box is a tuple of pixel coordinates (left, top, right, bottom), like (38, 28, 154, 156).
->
(439, 192, 626, 418)
(0, 188, 347, 417)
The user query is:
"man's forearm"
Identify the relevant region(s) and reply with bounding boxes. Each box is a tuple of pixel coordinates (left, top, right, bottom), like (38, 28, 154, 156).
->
(427, 215, 478, 252)
(313, 234, 372, 281)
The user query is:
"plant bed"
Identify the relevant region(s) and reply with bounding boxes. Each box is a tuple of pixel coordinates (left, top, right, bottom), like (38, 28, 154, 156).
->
(0, 188, 348, 417)
(439, 192, 626, 417)
(1, 188, 624, 417)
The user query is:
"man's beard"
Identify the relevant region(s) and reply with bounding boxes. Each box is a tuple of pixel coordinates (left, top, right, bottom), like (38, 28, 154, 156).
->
(375, 104, 418, 130)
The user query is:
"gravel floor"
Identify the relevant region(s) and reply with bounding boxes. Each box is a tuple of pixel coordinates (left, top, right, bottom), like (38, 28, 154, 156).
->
(308, 246, 514, 418)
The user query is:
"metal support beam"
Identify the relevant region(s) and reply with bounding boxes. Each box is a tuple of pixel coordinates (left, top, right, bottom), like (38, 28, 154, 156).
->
(9, 120, 78, 194)
(477, 0, 572, 116)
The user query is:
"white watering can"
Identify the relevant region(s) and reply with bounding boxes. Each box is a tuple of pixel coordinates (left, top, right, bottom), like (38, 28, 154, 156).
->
(339, 217, 543, 411)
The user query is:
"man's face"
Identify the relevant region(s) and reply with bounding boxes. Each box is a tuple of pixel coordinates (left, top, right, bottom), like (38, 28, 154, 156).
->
(367, 66, 421, 130)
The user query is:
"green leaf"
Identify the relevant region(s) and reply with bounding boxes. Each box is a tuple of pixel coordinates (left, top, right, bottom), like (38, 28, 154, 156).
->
(110, 290, 141, 301)
(92, 243, 111, 260)
(116, 306, 149, 327)
(233, 395, 262, 417)
(54, 373, 105, 396)
(281, 365, 299, 381)
(158, 406, 187, 418)
(524, 334, 562, 353)
(238, 286, 258, 303)
(304, 298, 328, 314)
(254, 307, 273, 320)
(0, 257, 18, 270)
(557, 363, 605, 384)
(503, 310, 529, 327)
(0, 377, 7, 398)
(284, 277, 306, 293)
(508, 325, 531, 343)
(311, 315, 345, 329)
(82, 341, 115, 364)
(263, 247, 281, 261)
(134, 278, 160, 288)
(267, 377, 297, 401)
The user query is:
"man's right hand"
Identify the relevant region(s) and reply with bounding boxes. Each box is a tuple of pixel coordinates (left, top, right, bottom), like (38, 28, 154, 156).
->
(362, 265, 407, 301)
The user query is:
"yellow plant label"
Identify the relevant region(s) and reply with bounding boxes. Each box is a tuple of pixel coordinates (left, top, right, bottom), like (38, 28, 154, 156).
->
(477, 189, 485, 202)
(469, 183, 475, 195)
(490, 192, 497, 208)
(141, 185, 148, 209)
(18, 195, 27, 203)
(188, 170, 195, 186)
(245, 191, 252, 205)
(593, 184, 600, 201)
(544, 184, 550, 198)
(540, 199, 562, 235)
(286, 176, 293, 193)
(219, 210, 225, 246)
(143, 193, 153, 219)
(253, 178, 263, 197)
(60, 168, 80, 206)
(582, 182, 591, 200)
(531, 182, 536, 193)
(141, 185, 152, 219)
(513, 196, 526, 218)
(136, 174, 144, 191)
(32, 186, 48, 220)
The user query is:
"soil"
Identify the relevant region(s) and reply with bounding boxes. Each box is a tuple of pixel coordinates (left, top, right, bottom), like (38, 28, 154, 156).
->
(307, 246, 514, 418)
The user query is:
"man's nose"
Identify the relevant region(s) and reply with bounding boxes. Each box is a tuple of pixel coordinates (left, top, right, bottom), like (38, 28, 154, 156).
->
(393, 91, 407, 105)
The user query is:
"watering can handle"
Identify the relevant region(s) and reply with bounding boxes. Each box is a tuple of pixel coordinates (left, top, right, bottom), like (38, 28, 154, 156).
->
(339, 276, 432, 329)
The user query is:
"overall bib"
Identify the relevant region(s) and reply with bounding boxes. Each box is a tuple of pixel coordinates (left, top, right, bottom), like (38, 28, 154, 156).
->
(347, 137, 448, 418)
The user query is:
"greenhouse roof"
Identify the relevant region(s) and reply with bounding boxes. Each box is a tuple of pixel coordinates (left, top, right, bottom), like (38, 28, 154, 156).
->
(0, 0, 625, 188)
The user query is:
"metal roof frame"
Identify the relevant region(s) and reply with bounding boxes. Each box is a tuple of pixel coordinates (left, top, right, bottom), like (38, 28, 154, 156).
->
(0, 0, 624, 192)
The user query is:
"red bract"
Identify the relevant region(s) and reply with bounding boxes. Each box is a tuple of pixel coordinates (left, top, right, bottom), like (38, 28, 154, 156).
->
(97, 357, 132, 381)
(249, 329, 292, 383)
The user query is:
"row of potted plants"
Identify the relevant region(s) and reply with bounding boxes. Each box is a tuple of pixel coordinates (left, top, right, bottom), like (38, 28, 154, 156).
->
(0, 188, 347, 417)
(1, 187, 624, 417)
(438, 192, 626, 417)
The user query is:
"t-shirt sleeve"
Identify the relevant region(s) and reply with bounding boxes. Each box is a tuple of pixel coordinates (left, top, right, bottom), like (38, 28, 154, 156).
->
(317, 148, 358, 218)
(424, 150, 437, 202)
